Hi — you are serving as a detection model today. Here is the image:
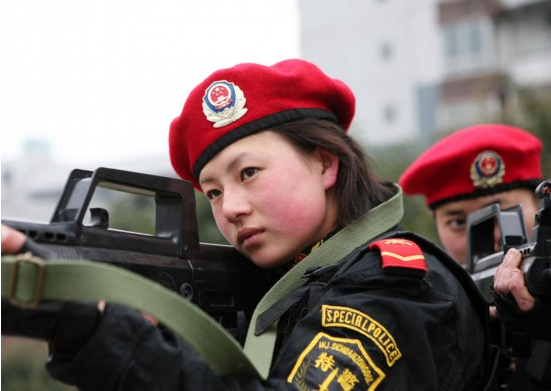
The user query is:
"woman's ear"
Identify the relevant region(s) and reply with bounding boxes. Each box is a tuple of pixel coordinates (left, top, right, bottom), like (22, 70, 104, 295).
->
(317, 148, 339, 190)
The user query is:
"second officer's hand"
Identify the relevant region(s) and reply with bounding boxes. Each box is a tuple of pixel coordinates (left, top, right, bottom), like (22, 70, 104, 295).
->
(493, 248, 535, 312)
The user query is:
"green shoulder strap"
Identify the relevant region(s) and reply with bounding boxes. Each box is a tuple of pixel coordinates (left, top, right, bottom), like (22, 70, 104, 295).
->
(243, 185, 403, 378)
(1, 253, 261, 378)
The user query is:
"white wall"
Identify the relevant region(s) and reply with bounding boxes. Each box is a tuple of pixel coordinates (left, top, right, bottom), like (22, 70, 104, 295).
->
(299, 0, 442, 145)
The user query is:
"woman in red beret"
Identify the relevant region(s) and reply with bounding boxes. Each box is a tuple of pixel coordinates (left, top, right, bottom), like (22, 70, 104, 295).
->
(2, 60, 496, 390)
(399, 124, 550, 389)
(399, 124, 543, 267)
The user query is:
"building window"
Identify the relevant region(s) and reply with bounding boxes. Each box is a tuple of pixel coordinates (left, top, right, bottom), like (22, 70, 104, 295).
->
(2, 168, 12, 186)
(383, 104, 397, 123)
(380, 42, 393, 61)
(443, 18, 492, 76)
(445, 28, 458, 57)
(469, 23, 482, 54)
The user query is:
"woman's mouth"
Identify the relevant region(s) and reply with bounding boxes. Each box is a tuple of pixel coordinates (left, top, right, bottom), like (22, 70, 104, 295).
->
(237, 227, 264, 247)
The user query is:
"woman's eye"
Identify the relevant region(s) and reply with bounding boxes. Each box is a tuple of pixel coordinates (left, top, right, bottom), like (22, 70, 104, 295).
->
(241, 167, 258, 180)
(206, 189, 221, 200)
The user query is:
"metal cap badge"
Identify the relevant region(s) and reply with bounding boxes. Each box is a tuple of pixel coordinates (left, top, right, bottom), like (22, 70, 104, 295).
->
(202, 80, 248, 128)
(470, 150, 505, 188)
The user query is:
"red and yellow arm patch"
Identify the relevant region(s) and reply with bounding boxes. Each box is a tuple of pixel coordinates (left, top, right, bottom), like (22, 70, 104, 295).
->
(368, 238, 427, 272)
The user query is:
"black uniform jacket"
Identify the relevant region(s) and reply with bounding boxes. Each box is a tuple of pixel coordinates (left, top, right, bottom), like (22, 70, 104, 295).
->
(45, 230, 492, 391)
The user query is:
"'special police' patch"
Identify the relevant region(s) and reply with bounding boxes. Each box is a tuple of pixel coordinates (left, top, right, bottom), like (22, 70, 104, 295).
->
(470, 150, 505, 188)
(321, 305, 402, 367)
(287, 332, 385, 390)
(202, 80, 248, 128)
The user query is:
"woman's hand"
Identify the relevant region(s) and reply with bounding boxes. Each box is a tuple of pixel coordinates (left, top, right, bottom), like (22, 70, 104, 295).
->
(1, 224, 26, 254)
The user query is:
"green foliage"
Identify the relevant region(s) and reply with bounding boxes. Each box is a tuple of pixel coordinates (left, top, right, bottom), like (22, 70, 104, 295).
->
(194, 190, 228, 244)
(93, 188, 226, 244)
(107, 193, 156, 234)
(1, 338, 76, 391)
(367, 141, 440, 244)
(501, 86, 551, 178)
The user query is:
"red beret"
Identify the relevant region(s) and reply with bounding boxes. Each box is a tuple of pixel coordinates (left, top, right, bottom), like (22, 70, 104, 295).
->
(399, 124, 543, 209)
(169, 59, 355, 189)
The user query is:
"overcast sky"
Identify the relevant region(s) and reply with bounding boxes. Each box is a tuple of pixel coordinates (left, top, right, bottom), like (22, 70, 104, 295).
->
(0, 0, 300, 165)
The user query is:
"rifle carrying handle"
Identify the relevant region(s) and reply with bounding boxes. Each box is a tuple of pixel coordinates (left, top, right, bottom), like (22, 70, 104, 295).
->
(50, 167, 200, 258)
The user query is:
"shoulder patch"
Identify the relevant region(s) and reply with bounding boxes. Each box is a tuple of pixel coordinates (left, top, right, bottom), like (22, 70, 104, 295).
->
(369, 238, 427, 272)
(287, 332, 386, 390)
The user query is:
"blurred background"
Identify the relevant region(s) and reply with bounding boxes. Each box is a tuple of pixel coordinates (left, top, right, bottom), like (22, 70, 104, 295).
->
(2, 0, 551, 389)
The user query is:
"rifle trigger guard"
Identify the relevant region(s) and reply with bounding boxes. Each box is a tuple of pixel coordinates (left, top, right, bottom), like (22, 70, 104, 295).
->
(8, 252, 46, 309)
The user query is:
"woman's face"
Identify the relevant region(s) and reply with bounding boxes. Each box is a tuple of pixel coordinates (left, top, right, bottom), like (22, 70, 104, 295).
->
(199, 131, 339, 268)
(433, 188, 539, 265)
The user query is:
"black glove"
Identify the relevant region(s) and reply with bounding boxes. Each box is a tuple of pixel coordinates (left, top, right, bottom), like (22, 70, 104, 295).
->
(492, 291, 551, 341)
(2, 299, 101, 358)
(3, 232, 101, 356)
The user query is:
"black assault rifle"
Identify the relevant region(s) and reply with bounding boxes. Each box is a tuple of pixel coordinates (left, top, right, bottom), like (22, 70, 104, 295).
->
(466, 180, 551, 303)
(1, 167, 271, 328)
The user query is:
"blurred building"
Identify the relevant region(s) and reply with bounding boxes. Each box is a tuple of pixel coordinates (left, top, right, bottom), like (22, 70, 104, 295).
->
(3, 0, 550, 219)
(1, 140, 69, 222)
(437, 0, 551, 130)
(298, 0, 551, 143)
(299, 0, 442, 145)
(1, 140, 173, 221)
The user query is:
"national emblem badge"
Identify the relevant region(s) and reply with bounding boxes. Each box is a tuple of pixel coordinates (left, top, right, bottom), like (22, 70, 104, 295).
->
(202, 80, 248, 128)
(470, 150, 505, 188)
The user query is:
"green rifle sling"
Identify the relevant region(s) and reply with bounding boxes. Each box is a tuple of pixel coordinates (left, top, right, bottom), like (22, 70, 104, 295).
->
(1, 253, 261, 378)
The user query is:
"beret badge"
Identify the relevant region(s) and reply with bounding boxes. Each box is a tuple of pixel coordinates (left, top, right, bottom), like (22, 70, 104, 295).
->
(202, 80, 248, 128)
(470, 150, 505, 188)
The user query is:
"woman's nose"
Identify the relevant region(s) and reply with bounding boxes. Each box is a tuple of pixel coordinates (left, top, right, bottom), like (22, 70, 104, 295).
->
(222, 186, 251, 222)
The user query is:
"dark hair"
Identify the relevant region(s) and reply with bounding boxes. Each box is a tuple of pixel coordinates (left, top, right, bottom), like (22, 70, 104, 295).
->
(270, 118, 394, 227)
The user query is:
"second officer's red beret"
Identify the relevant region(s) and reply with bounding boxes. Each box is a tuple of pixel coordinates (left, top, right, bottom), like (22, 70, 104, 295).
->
(399, 124, 543, 209)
